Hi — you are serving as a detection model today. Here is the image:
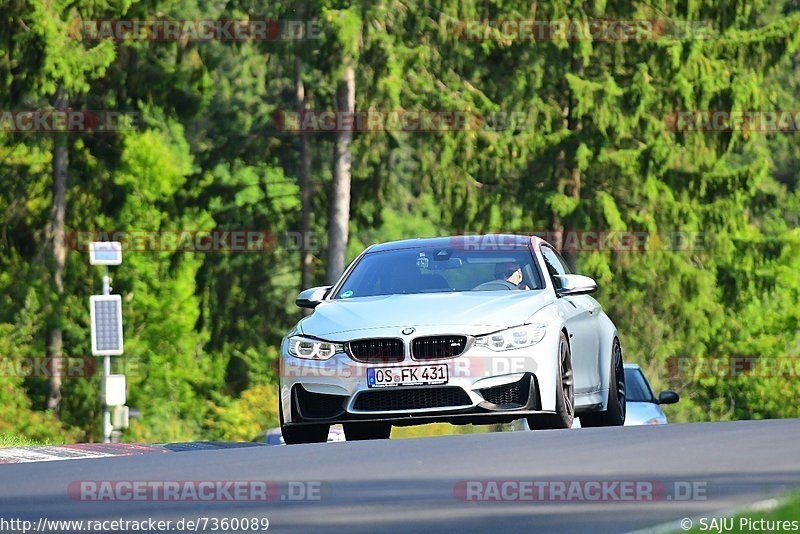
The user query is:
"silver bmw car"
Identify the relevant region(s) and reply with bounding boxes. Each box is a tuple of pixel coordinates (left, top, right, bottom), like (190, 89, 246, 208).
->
(278, 234, 625, 443)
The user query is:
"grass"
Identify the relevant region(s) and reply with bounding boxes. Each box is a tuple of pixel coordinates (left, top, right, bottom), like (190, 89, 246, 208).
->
(685, 492, 800, 533)
(390, 422, 502, 439)
(0, 434, 48, 448)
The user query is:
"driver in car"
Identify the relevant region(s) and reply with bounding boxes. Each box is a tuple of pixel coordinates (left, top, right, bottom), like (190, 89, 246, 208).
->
(495, 261, 530, 290)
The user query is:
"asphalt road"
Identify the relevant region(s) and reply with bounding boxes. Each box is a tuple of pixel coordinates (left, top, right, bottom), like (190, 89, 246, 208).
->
(2, 419, 799, 533)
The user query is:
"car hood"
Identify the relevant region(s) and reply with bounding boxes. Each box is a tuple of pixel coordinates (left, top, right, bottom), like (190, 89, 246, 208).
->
(624, 402, 668, 426)
(298, 291, 554, 337)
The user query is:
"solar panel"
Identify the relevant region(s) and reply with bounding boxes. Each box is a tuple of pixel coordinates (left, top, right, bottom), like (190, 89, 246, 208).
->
(90, 295, 123, 355)
(89, 241, 122, 265)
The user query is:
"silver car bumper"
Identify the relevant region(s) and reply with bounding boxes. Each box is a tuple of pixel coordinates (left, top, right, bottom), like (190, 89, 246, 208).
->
(279, 326, 561, 425)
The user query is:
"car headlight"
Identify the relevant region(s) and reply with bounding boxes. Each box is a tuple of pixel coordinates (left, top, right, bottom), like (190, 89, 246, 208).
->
(287, 336, 344, 360)
(475, 324, 547, 351)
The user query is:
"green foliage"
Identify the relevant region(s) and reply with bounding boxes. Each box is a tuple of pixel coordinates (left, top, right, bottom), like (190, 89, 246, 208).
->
(0, 325, 80, 442)
(205, 383, 280, 442)
(0, 0, 798, 443)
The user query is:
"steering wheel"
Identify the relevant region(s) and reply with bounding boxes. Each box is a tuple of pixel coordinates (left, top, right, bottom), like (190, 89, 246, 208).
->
(472, 280, 518, 291)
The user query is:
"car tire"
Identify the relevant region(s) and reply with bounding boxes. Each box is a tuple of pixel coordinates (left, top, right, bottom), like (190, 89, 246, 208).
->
(527, 331, 574, 430)
(280, 398, 330, 444)
(343, 422, 392, 441)
(580, 337, 625, 427)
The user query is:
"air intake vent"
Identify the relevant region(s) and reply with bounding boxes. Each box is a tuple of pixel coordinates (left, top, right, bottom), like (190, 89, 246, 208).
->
(347, 338, 404, 364)
(293, 385, 347, 420)
(353, 387, 471, 411)
(411, 335, 468, 360)
(478, 376, 530, 407)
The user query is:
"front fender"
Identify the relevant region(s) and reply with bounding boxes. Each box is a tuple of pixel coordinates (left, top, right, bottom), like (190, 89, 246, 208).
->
(528, 305, 567, 412)
(595, 311, 619, 410)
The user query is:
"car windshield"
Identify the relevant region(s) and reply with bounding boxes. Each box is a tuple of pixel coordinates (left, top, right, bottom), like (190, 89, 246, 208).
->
(334, 246, 543, 298)
(624, 368, 657, 403)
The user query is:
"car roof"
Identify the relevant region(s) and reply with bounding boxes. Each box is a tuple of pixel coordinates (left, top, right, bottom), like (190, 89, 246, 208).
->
(623, 363, 641, 369)
(367, 234, 538, 253)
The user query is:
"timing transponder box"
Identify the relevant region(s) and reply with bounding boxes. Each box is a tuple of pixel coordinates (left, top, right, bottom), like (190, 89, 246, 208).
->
(103, 374, 126, 406)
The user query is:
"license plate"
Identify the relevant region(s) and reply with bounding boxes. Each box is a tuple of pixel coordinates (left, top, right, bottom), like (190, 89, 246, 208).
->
(367, 365, 449, 388)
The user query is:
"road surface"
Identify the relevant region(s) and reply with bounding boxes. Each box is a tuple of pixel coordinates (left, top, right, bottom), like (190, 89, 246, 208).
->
(1, 419, 799, 533)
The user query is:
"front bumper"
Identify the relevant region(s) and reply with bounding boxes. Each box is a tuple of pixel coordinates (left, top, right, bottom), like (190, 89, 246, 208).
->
(288, 372, 543, 426)
(279, 327, 561, 426)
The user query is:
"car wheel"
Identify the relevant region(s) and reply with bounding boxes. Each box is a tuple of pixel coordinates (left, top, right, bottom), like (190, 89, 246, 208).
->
(280, 398, 330, 444)
(580, 337, 625, 427)
(527, 331, 574, 430)
(343, 422, 392, 441)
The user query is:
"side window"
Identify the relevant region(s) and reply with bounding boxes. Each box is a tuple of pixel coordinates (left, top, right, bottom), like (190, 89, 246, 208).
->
(540, 246, 569, 289)
(552, 248, 573, 274)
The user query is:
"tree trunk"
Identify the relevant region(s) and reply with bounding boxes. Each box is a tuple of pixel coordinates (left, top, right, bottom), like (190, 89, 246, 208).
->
(552, 82, 570, 258)
(562, 56, 584, 271)
(295, 39, 313, 294)
(326, 58, 355, 285)
(47, 87, 68, 413)
(551, 54, 583, 271)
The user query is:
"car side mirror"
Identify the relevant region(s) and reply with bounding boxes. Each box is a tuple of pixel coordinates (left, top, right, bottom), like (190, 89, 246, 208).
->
(295, 285, 331, 309)
(658, 390, 680, 405)
(554, 274, 597, 296)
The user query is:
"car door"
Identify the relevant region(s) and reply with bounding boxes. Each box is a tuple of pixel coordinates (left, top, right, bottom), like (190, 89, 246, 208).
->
(540, 246, 601, 394)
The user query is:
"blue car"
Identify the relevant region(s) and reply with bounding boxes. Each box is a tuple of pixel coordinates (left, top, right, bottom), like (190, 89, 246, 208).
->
(621, 363, 679, 425)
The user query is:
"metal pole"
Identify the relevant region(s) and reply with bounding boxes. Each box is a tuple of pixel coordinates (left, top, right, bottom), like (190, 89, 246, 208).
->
(102, 266, 111, 443)
(103, 354, 111, 443)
